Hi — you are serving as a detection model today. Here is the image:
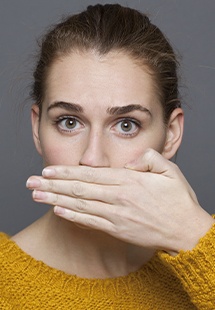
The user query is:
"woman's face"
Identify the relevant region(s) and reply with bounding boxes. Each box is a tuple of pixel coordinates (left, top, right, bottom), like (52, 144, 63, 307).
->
(32, 51, 182, 168)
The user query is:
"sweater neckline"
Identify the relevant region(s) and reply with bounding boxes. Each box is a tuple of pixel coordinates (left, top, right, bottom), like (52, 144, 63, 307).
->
(0, 232, 159, 285)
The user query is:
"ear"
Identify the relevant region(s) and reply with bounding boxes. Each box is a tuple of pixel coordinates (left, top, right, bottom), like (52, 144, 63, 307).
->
(31, 104, 42, 155)
(162, 108, 184, 159)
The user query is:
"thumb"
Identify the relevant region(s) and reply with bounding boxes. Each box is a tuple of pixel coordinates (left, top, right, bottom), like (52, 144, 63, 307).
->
(125, 148, 172, 175)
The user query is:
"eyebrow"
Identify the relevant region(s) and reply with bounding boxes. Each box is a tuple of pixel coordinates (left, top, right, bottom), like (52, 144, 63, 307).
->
(47, 101, 151, 116)
(107, 104, 151, 116)
(47, 101, 83, 113)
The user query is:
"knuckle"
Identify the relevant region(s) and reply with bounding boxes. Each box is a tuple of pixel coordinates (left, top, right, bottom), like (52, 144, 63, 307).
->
(144, 148, 156, 162)
(71, 181, 84, 197)
(68, 211, 76, 221)
(83, 167, 95, 183)
(75, 199, 87, 212)
(47, 179, 55, 191)
(85, 217, 97, 228)
(52, 193, 59, 205)
(62, 167, 70, 179)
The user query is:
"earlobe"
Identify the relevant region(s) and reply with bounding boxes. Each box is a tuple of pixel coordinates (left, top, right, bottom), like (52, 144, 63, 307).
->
(162, 108, 184, 159)
(31, 104, 42, 155)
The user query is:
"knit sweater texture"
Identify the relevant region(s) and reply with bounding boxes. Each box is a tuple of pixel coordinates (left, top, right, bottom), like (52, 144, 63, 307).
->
(0, 221, 215, 309)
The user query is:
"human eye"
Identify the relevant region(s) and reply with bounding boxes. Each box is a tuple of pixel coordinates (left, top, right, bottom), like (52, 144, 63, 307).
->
(113, 118, 141, 137)
(55, 116, 83, 133)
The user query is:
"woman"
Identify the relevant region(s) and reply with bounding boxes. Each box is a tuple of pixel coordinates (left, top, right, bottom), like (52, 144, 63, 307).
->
(0, 3, 214, 309)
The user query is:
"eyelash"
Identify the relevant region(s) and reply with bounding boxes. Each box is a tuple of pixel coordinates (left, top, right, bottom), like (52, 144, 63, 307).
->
(54, 116, 142, 137)
(112, 118, 142, 137)
(54, 116, 83, 133)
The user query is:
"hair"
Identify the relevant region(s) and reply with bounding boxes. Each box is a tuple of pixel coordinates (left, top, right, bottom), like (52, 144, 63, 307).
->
(31, 3, 181, 123)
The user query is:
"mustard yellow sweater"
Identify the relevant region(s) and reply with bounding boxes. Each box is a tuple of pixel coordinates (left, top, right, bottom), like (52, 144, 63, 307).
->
(0, 222, 215, 309)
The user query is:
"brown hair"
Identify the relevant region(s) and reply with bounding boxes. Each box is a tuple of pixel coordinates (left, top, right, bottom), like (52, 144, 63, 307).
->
(31, 3, 180, 123)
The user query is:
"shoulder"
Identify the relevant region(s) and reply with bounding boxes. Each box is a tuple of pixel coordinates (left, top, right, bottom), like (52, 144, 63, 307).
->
(0, 232, 13, 260)
(0, 232, 29, 271)
(0, 232, 27, 295)
(0, 232, 10, 243)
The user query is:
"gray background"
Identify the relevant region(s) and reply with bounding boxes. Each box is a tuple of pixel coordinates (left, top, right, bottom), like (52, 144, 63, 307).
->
(0, 0, 215, 235)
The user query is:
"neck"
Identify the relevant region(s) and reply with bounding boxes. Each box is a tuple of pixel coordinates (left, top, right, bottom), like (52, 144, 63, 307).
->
(13, 209, 155, 279)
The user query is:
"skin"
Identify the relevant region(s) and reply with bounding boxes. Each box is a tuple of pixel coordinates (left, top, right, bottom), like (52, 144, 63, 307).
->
(32, 50, 181, 167)
(14, 50, 214, 278)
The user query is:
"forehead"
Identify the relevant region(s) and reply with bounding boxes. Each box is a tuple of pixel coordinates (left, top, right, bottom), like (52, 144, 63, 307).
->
(44, 50, 160, 111)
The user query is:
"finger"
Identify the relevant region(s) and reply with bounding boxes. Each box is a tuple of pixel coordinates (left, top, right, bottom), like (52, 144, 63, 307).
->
(53, 206, 116, 234)
(28, 178, 119, 204)
(53, 206, 145, 247)
(125, 148, 176, 176)
(41, 165, 131, 184)
(32, 190, 117, 220)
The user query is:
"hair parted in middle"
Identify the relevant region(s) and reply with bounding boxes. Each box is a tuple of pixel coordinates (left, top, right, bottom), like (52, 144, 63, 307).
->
(31, 3, 180, 122)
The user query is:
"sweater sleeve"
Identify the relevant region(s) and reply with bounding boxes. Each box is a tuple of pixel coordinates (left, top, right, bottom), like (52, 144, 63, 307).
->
(158, 215, 215, 310)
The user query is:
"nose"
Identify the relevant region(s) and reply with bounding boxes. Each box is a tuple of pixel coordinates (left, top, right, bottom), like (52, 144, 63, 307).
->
(79, 131, 110, 167)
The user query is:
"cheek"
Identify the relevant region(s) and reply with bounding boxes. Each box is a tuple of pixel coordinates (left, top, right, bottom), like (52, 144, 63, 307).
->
(148, 134, 167, 154)
(39, 138, 82, 166)
(109, 132, 167, 167)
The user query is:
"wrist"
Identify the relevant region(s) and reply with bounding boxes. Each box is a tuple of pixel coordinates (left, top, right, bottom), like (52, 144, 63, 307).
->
(167, 212, 215, 255)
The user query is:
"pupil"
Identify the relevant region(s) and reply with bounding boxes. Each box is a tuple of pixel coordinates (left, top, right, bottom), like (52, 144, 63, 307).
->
(66, 119, 76, 129)
(121, 121, 131, 132)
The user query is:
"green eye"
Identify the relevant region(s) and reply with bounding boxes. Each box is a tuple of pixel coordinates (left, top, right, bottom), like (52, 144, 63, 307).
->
(114, 118, 141, 137)
(120, 120, 133, 132)
(65, 118, 77, 129)
(57, 117, 82, 132)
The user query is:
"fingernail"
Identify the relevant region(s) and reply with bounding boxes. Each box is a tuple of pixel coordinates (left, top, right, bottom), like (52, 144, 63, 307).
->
(42, 168, 56, 177)
(124, 161, 136, 168)
(33, 190, 47, 200)
(26, 178, 41, 188)
(54, 206, 65, 215)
